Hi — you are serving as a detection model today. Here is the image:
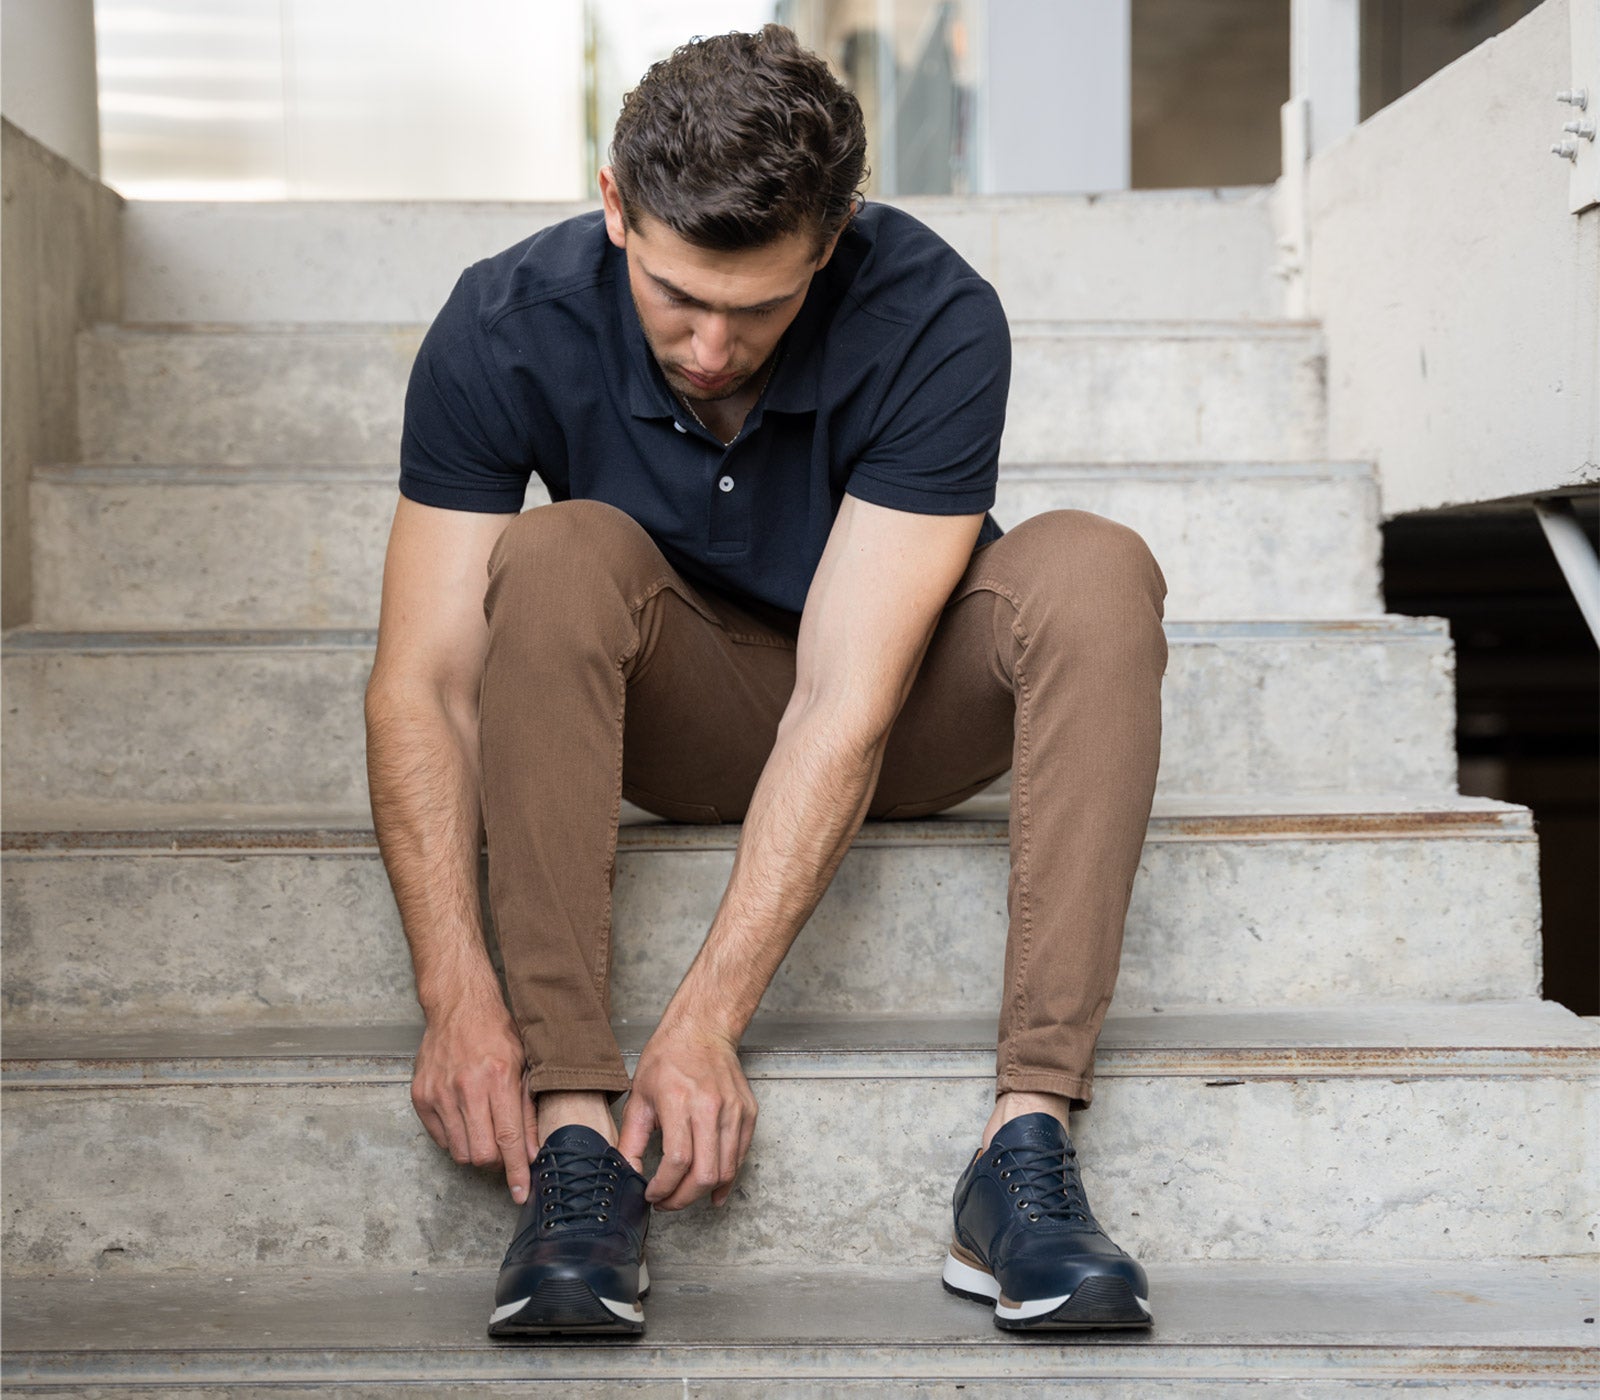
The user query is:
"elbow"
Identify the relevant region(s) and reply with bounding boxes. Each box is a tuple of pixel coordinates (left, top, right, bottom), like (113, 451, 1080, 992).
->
(364, 668, 479, 737)
(778, 684, 898, 772)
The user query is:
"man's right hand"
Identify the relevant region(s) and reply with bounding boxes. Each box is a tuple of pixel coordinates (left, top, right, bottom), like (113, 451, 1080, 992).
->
(410, 992, 539, 1204)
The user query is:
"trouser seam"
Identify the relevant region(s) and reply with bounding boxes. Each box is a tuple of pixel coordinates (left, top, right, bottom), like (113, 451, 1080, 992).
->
(963, 577, 1033, 1090)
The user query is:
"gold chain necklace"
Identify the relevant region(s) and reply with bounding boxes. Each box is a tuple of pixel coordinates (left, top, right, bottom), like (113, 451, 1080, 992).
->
(676, 353, 778, 447)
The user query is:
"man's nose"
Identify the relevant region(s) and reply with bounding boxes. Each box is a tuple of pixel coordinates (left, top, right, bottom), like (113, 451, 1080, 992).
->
(691, 314, 733, 372)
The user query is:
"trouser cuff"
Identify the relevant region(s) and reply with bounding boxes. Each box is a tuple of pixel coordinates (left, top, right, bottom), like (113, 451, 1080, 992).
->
(994, 1068, 1096, 1113)
(523, 1065, 634, 1104)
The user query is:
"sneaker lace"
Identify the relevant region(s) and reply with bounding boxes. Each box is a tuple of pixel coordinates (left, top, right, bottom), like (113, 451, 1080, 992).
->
(989, 1140, 1093, 1225)
(532, 1141, 624, 1230)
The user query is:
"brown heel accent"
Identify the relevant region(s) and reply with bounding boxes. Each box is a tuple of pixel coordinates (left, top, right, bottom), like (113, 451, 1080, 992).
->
(950, 1239, 990, 1271)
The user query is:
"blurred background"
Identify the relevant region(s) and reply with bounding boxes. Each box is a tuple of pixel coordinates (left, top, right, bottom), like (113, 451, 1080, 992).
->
(88, 0, 1542, 201)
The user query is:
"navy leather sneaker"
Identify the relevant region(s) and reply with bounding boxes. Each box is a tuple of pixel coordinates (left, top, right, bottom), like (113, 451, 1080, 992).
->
(943, 1112, 1152, 1330)
(487, 1125, 650, 1338)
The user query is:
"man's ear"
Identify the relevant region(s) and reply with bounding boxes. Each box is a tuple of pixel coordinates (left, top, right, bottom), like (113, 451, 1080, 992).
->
(814, 198, 860, 269)
(598, 166, 628, 249)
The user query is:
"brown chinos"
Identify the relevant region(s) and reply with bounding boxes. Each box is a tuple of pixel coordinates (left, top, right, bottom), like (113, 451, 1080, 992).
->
(479, 499, 1168, 1110)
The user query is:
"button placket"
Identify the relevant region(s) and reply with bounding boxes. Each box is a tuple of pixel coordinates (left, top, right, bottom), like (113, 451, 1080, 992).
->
(708, 442, 750, 550)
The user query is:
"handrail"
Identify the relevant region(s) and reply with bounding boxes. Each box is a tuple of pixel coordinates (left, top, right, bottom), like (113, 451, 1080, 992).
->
(1533, 495, 1600, 647)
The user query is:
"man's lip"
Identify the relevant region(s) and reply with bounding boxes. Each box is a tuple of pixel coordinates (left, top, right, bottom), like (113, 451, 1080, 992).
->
(681, 369, 734, 391)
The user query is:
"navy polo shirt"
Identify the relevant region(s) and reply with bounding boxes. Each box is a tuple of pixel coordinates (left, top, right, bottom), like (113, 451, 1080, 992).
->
(399, 204, 1009, 616)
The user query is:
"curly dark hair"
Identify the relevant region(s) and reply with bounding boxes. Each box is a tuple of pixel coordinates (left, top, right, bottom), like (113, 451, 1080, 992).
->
(608, 24, 868, 256)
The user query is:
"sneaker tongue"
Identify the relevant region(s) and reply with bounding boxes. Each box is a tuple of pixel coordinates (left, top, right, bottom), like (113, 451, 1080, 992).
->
(989, 1111, 1069, 1152)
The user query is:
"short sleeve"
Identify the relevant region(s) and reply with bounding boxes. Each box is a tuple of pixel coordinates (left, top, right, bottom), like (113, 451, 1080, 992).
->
(843, 279, 1009, 517)
(398, 270, 533, 514)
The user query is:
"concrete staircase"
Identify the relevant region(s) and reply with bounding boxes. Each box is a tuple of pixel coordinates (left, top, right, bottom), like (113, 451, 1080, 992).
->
(3, 189, 1595, 1395)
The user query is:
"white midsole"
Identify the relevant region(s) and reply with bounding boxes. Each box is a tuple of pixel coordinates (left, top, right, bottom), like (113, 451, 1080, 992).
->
(943, 1251, 1151, 1320)
(490, 1260, 648, 1326)
(941, 1251, 1001, 1301)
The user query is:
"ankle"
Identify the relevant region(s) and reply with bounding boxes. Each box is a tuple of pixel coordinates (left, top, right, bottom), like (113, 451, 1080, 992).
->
(535, 1090, 618, 1147)
(982, 1090, 1072, 1149)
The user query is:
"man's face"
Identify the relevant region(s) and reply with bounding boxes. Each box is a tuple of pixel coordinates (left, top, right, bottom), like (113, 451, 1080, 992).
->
(600, 167, 838, 405)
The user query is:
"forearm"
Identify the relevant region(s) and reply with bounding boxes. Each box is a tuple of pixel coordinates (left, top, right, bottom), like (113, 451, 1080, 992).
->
(662, 701, 886, 1042)
(364, 683, 500, 1016)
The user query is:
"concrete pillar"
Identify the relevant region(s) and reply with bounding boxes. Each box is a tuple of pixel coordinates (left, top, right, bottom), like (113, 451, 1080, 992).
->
(0, 0, 101, 176)
(1291, 0, 1361, 156)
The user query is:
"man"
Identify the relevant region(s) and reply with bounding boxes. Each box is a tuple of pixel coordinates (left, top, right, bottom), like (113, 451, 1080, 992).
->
(365, 24, 1168, 1339)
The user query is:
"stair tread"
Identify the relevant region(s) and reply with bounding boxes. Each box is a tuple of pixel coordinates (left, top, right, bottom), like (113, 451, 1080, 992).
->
(3, 616, 1450, 649)
(0, 791, 1535, 847)
(6, 1003, 1596, 1082)
(3, 1261, 1592, 1384)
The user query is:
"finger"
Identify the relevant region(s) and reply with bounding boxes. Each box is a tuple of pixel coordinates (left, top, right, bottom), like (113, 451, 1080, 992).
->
(414, 1099, 451, 1154)
(438, 1097, 474, 1166)
(461, 1077, 506, 1168)
(716, 1102, 741, 1194)
(618, 1093, 657, 1175)
(648, 1101, 693, 1206)
(490, 1076, 532, 1204)
(713, 1100, 758, 1208)
(660, 1105, 721, 1212)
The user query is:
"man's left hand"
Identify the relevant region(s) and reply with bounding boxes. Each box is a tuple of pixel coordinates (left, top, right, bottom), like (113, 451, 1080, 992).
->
(618, 1021, 759, 1210)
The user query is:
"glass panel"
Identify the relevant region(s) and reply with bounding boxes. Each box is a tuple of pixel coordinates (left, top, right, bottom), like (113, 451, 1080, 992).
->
(783, 0, 980, 197)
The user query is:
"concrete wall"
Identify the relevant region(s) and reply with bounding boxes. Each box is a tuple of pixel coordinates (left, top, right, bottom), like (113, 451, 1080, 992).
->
(1305, 0, 1598, 516)
(0, 0, 100, 177)
(1, 120, 122, 628)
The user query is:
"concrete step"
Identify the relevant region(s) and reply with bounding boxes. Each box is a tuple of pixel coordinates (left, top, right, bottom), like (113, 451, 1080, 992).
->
(3, 1259, 1594, 1395)
(28, 461, 1382, 630)
(76, 321, 1327, 468)
(3, 1005, 1596, 1276)
(119, 189, 1287, 325)
(0, 798, 1539, 1034)
(0, 619, 1457, 812)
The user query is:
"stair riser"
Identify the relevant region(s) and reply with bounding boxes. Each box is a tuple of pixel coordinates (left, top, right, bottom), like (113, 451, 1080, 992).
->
(1005, 329, 1326, 463)
(120, 193, 1286, 325)
(77, 328, 1326, 468)
(28, 469, 1381, 630)
(3, 1072, 1591, 1275)
(0, 833, 1540, 1032)
(0, 630, 1458, 810)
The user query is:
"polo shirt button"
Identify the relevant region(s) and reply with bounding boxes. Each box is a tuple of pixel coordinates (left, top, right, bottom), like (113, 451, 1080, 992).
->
(719, 475, 735, 492)
(674, 421, 687, 433)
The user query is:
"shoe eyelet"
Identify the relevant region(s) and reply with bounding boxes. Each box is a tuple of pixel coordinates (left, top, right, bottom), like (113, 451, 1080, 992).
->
(1000, 1170, 1011, 1179)
(1008, 1184, 1019, 1193)
(596, 1214, 608, 1222)
(1016, 1200, 1028, 1210)
(1028, 1213, 1040, 1222)
(544, 1203, 555, 1212)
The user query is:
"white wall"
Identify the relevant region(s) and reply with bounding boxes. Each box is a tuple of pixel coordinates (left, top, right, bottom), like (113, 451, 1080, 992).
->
(0, 0, 101, 175)
(1305, 0, 1598, 516)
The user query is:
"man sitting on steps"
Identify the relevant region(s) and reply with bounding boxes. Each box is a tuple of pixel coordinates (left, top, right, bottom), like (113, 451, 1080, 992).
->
(363, 24, 1169, 1339)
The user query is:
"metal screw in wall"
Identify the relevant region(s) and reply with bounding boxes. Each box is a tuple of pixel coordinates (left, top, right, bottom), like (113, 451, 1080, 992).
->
(1553, 140, 1580, 161)
(1556, 88, 1589, 109)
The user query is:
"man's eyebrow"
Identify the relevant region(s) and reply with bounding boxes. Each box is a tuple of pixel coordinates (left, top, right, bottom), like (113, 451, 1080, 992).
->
(647, 271, 806, 313)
